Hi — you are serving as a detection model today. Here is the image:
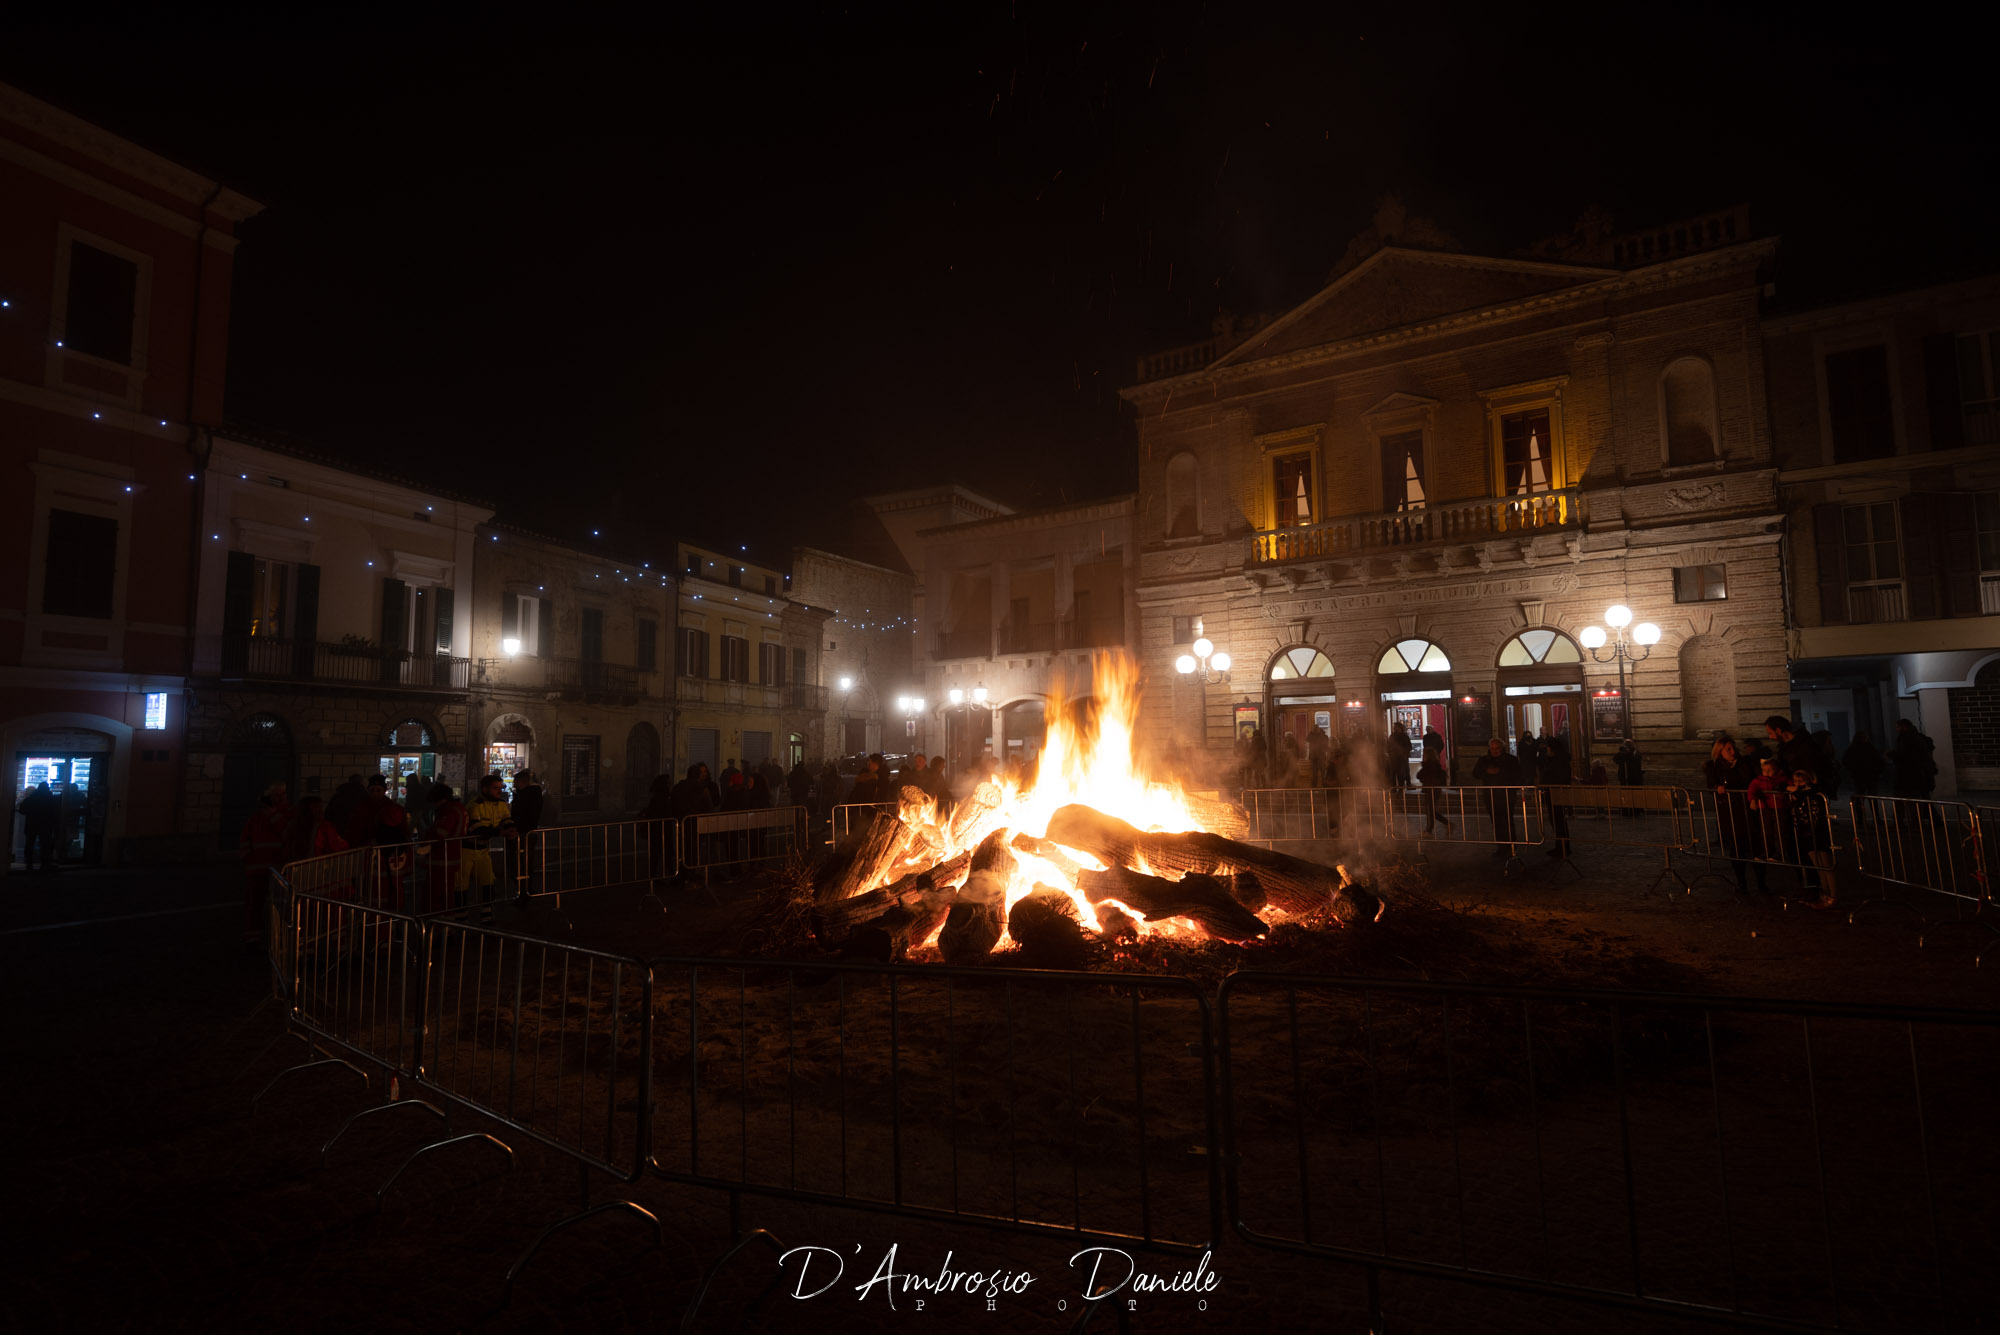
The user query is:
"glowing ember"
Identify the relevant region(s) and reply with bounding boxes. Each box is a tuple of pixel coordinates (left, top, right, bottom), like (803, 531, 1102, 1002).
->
(855, 652, 1229, 944)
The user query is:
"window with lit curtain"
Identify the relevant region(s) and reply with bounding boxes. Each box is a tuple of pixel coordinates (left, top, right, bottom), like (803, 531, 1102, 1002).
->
(1378, 431, 1425, 512)
(1500, 410, 1553, 495)
(1273, 453, 1313, 527)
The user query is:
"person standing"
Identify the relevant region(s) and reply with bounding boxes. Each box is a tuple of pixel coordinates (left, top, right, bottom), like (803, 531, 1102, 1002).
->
(1385, 724, 1411, 789)
(786, 759, 812, 811)
(239, 781, 292, 949)
(426, 783, 469, 917)
(1843, 732, 1884, 797)
(1704, 737, 1765, 895)
(323, 774, 368, 843)
(1890, 719, 1938, 798)
(509, 769, 544, 892)
(1468, 737, 1524, 854)
(1539, 736, 1573, 859)
(1787, 766, 1837, 909)
(1746, 757, 1793, 872)
(1416, 748, 1451, 834)
(19, 781, 60, 873)
(719, 757, 742, 792)
(1614, 738, 1644, 786)
(1764, 717, 1819, 786)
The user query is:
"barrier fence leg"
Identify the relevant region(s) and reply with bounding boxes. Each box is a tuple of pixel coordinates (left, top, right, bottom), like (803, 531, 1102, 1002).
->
(505, 1159, 661, 1306)
(678, 1189, 785, 1335)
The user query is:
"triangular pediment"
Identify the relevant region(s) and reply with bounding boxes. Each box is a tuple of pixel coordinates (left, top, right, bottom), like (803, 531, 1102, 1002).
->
(1216, 248, 1617, 367)
(1361, 392, 1440, 418)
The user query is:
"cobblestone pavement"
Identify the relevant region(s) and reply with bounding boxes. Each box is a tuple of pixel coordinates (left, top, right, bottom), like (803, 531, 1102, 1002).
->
(4, 849, 1996, 1333)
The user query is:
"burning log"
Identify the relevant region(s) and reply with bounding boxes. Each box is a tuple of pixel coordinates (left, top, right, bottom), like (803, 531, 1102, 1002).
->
(1009, 832, 1083, 882)
(1008, 888, 1090, 967)
(1075, 865, 1268, 942)
(1093, 902, 1139, 942)
(1046, 803, 1375, 923)
(819, 811, 911, 906)
(938, 836, 1010, 963)
(815, 854, 966, 942)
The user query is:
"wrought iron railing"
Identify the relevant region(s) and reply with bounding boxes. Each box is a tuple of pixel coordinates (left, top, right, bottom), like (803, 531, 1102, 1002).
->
(204, 634, 470, 690)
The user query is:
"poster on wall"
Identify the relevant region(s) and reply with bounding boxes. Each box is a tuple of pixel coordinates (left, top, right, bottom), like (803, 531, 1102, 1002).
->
(438, 753, 466, 789)
(1233, 703, 1262, 741)
(1591, 689, 1627, 741)
(1455, 695, 1492, 750)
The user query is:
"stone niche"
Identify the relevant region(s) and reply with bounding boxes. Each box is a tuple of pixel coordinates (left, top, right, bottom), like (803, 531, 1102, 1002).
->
(1679, 634, 1736, 740)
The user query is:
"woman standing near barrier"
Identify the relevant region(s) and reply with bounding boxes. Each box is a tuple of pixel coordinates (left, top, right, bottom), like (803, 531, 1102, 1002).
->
(1469, 738, 1522, 855)
(1704, 738, 1766, 896)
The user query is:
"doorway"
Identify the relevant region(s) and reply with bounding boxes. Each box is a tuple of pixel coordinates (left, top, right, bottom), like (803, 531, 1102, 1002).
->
(220, 713, 294, 849)
(1496, 629, 1588, 778)
(13, 728, 114, 866)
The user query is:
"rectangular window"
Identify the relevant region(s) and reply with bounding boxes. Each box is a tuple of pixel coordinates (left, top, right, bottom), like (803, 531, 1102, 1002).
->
(1380, 430, 1426, 512)
(764, 575, 777, 594)
(504, 593, 542, 655)
(42, 509, 119, 619)
(1273, 453, 1314, 526)
(677, 627, 709, 677)
(561, 734, 600, 806)
(684, 551, 700, 577)
(721, 635, 750, 683)
(248, 559, 291, 638)
(1673, 564, 1729, 603)
(1977, 491, 2000, 615)
(1959, 332, 2000, 447)
(759, 642, 784, 686)
(1843, 502, 1905, 623)
(1826, 345, 1896, 463)
(728, 566, 743, 588)
(637, 618, 658, 671)
(580, 607, 604, 661)
(143, 692, 167, 729)
(1171, 614, 1196, 643)
(1500, 409, 1553, 495)
(64, 240, 138, 364)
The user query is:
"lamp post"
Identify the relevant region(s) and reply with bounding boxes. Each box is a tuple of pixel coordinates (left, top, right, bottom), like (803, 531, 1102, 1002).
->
(895, 693, 928, 755)
(1578, 604, 1661, 739)
(1173, 620, 1232, 683)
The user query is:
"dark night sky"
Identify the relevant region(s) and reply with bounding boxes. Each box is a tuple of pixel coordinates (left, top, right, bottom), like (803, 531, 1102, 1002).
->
(5, 4, 1993, 568)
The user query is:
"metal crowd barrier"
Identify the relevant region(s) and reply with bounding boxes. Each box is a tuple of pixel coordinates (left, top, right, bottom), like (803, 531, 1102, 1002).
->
(1216, 971, 2000, 1334)
(1681, 787, 1842, 902)
(645, 958, 1219, 1320)
(522, 817, 676, 899)
(1544, 785, 1695, 893)
(828, 801, 893, 846)
(681, 805, 809, 882)
(1241, 786, 1545, 870)
(1849, 797, 1992, 953)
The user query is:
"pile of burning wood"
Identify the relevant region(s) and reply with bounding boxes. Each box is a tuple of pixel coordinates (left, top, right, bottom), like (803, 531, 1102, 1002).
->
(813, 785, 1384, 964)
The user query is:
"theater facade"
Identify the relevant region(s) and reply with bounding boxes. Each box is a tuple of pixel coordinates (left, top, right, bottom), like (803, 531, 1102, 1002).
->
(1123, 208, 1792, 786)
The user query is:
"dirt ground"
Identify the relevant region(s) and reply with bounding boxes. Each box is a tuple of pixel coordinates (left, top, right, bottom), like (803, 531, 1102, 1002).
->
(3, 841, 1996, 1334)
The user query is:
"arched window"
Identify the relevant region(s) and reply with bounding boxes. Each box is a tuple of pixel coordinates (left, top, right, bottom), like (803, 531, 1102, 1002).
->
(1661, 357, 1719, 467)
(1267, 646, 1335, 681)
(1165, 452, 1200, 538)
(1377, 638, 1451, 674)
(1497, 629, 1583, 667)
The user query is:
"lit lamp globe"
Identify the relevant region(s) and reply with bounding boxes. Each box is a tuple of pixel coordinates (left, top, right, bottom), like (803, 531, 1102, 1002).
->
(1579, 625, 1608, 649)
(912, 698, 925, 712)
(972, 686, 988, 704)
(838, 676, 853, 691)
(1175, 654, 1198, 675)
(1210, 651, 1232, 672)
(1633, 622, 1662, 646)
(502, 636, 522, 656)
(948, 688, 964, 705)
(1191, 636, 1213, 659)
(1605, 604, 1633, 630)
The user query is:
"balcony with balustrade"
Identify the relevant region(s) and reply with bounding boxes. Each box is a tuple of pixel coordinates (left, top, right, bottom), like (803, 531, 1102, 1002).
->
(673, 676, 828, 711)
(1247, 489, 1585, 567)
(475, 655, 657, 701)
(196, 634, 472, 691)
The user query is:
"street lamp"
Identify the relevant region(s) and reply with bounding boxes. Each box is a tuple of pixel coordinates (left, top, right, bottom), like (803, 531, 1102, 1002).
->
(896, 694, 927, 750)
(944, 685, 988, 769)
(1579, 604, 1661, 737)
(1174, 619, 1232, 683)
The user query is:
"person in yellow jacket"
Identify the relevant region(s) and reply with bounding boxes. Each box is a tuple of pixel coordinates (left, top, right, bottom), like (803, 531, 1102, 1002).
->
(459, 773, 516, 922)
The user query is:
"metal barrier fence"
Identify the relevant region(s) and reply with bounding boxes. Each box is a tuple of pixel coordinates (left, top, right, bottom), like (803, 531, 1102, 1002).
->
(1681, 787, 1842, 900)
(1544, 785, 1694, 892)
(1216, 971, 2000, 1333)
(1849, 796, 1981, 908)
(682, 805, 809, 881)
(522, 817, 676, 898)
(1241, 786, 1545, 859)
(828, 801, 894, 846)
(645, 958, 1221, 1256)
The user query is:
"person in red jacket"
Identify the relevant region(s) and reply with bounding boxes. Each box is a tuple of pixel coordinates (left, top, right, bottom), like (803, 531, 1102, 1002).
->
(425, 783, 469, 917)
(239, 781, 292, 949)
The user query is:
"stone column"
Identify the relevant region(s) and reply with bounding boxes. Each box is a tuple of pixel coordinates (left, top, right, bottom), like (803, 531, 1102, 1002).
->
(1916, 687, 1959, 798)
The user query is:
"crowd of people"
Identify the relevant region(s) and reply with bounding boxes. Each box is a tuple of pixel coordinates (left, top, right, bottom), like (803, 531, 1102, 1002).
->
(239, 768, 545, 949)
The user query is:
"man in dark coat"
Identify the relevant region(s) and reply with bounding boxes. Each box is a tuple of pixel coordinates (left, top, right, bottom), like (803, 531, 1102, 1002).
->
(1764, 717, 1819, 788)
(1890, 719, 1938, 798)
(1467, 738, 1524, 852)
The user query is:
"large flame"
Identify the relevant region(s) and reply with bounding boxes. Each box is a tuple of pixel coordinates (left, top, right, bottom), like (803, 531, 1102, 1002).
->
(865, 652, 1221, 944)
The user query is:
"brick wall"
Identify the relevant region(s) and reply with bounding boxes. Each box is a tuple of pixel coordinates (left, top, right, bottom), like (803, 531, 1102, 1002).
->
(1947, 658, 2000, 766)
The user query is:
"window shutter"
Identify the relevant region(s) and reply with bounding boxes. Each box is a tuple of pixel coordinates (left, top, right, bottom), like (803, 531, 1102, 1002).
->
(292, 562, 320, 678)
(1900, 495, 1941, 621)
(1938, 492, 1980, 616)
(501, 593, 519, 642)
(381, 579, 408, 649)
(538, 597, 554, 657)
(223, 550, 256, 636)
(1811, 504, 1847, 625)
(433, 587, 454, 653)
(1922, 334, 1964, 451)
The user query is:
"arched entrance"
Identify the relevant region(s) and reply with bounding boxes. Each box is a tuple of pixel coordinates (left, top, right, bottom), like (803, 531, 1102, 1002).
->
(380, 718, 439, 804)
(13, 726, 115, 865)
(624, 722, 660, 811)
(220, 713, 294, 850)
(1497, 629, 1586, 776)
(484, 713, 535, 782)
(999, 698, 1046, 776)
(1264, 646, 1338, 770)
(1376, 637, 1454, 782)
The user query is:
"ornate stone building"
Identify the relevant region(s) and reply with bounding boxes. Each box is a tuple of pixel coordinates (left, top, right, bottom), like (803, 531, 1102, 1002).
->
(1120, 207, 1791, 784)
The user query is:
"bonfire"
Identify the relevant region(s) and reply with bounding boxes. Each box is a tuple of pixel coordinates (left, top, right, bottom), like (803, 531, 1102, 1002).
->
(814, 652, 1381, 963)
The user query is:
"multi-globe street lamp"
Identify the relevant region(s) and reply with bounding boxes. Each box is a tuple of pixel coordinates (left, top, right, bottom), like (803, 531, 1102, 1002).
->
(1578, 604, 1661, 738)
(1174, 620, 1232, 683)
(895, 693, 927, 752)
(944, 685, 989, 770)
